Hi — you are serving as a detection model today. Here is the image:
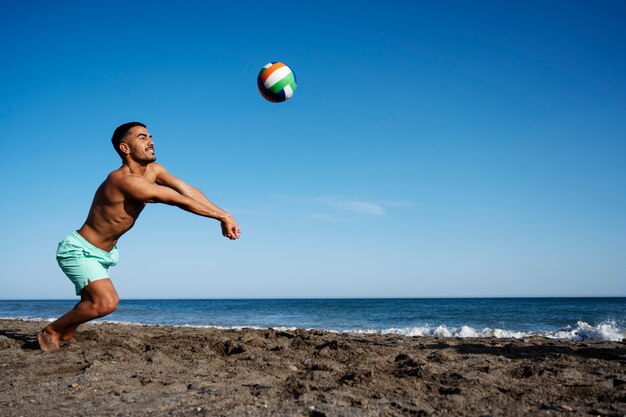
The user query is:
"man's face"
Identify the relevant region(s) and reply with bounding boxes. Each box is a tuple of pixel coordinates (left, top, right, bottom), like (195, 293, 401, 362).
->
(122, 126, 156, 163)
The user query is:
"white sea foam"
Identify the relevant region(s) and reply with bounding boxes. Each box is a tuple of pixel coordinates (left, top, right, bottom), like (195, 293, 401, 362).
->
(546, 321, 625, 342)
(272, 326, 299, 332)
(0, 315, 56, 322)
(378, 321, 625, 341)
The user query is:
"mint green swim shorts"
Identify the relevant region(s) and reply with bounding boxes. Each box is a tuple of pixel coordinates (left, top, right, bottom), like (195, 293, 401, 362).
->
(56, 232, 119, 295)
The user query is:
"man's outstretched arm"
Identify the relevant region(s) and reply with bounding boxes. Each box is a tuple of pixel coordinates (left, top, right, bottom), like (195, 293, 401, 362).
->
(118, 174, 240, 239)
(155, 166, 228, 216)
(154, 165, 241, 239)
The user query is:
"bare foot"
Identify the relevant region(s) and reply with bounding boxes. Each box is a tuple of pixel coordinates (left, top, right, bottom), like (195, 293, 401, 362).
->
(37, 328, 61, 352)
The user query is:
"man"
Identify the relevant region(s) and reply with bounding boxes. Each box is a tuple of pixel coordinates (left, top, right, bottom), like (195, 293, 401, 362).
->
(38, 122, 240, 352)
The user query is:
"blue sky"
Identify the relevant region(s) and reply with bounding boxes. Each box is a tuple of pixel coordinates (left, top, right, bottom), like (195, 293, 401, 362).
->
(1, 1, 625, 299)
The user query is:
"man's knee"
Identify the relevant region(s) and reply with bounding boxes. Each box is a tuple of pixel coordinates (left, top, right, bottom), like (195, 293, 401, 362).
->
(83, 278, 119, 317)
(95, 296, 118, 316)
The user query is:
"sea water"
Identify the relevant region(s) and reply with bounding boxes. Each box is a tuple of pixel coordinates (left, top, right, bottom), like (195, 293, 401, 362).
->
(1, 298, 624, 341)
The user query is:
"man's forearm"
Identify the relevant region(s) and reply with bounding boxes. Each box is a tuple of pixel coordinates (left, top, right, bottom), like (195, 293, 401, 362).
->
(169, 194, 228, 221)
(182, 186, 232, 221)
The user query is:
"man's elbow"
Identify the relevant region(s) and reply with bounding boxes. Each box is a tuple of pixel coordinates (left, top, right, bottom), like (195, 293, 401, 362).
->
(149, 195, 178, 205)
(134, 191, 165, 204)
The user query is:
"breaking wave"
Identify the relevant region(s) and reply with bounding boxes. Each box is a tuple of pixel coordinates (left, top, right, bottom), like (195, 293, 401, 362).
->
(372, 320, 625, 341)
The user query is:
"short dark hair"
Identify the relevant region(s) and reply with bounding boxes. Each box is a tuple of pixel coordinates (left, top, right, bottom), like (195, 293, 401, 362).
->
(112, 122, 146, 157)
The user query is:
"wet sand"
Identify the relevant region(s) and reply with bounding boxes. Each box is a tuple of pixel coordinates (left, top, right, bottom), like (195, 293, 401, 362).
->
(1, 319, 625, 416)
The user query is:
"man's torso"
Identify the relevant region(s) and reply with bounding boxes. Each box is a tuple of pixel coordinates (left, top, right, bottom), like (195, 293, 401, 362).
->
(77, 163, 162, 251)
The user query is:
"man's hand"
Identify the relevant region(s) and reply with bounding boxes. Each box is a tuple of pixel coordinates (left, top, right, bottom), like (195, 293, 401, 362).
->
(221, 215, 241, 240)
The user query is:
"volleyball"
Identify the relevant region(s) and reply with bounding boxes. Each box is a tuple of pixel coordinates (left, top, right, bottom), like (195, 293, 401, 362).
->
(257, 62, 297, 102)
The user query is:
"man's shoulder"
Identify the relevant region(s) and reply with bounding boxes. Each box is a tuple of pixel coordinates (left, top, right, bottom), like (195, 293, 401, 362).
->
(149, 162, 166, 174)
(106, 167, 143, 185)
(107, 163, 163, 177)
(106, 167, 130, 182)
(106, 163, 167, 185)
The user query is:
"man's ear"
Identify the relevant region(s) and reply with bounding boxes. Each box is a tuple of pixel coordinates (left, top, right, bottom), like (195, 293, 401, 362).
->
(119, 143, 130, 155)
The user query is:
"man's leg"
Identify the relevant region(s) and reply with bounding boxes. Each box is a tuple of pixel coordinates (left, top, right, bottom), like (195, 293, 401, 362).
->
(37, 279, 119, 352)
(59, 298, 85, 344)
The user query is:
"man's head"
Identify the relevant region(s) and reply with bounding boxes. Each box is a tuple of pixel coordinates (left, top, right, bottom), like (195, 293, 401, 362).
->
(111, 122, 156, 163)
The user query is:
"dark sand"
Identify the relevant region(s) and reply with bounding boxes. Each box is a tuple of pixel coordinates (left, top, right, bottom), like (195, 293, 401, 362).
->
(1, 319, 625, 416)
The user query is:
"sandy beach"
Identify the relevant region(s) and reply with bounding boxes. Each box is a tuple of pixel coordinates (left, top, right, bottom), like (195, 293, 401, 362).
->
(1, 319, 625, 416)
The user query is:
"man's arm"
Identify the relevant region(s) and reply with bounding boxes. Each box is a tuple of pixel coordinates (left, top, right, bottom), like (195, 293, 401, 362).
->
(118, 174, 240, 239)
(153, 164, 241, 239)
(154, 165, 231, 219)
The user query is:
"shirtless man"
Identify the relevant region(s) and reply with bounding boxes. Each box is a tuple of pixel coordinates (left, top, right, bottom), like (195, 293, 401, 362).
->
(38, 122, 240, 352)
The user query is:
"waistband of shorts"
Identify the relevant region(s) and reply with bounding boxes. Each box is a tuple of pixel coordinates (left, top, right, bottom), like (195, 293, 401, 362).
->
(72, 231, 117, 256)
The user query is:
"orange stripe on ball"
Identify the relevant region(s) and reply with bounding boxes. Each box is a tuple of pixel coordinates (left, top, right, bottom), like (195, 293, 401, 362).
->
(261, 62, 286, 83)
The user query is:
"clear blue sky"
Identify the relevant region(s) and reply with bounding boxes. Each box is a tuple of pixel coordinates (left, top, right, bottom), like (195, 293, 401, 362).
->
(1, 1, 625, 299)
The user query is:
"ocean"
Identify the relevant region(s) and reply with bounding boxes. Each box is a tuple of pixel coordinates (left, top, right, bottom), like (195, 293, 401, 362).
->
(1, 298, 625, 341)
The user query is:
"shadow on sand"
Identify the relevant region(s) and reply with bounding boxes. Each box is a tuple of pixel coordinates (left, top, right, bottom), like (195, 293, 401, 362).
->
(0, 329, 40, 350)
(423, 340, 626, 362)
